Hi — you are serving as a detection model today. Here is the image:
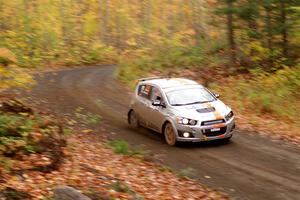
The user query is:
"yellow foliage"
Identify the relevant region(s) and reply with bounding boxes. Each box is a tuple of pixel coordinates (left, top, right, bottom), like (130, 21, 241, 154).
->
(243, 41, 270, 62)
(0, 48, 17, 66)
(0, 48, 35, 90)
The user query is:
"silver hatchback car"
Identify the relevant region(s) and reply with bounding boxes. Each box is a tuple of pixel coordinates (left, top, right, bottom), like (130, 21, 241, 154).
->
(128, 77, 235, 146)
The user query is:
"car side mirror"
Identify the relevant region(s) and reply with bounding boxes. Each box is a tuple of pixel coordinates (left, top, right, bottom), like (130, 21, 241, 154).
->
(152, 100, 162, 107)
(214, 93, 220, 98)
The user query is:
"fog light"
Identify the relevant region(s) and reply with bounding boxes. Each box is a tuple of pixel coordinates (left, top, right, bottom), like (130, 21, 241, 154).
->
(182, 118, 189, 125)
(183, 132, 190, 138)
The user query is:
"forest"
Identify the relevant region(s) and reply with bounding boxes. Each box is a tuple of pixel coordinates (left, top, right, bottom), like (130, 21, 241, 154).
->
(0, 0, 300, 134)
(0, 1, 300, 140)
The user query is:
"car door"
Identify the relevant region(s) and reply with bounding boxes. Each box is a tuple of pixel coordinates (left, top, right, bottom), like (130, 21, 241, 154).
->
(146, 86, 166, 132)
(134, 84, 152, 126)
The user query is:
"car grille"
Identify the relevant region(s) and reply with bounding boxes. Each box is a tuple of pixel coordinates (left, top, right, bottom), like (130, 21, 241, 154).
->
(203, 127, 227, 137)
(201, 119, 225, 126)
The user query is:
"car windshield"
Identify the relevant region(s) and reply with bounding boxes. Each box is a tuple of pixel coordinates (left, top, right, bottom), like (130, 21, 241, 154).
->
(166, 87, 216, 106)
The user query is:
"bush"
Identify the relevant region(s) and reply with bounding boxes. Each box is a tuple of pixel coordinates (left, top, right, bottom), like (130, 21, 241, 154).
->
(82, 44, 118, 64)
(211, 64, 300, 120)
(0, 99, 66, 172)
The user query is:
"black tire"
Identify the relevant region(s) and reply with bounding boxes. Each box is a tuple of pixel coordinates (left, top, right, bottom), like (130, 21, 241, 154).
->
(164, 122, 177, 146)
(222, 136, 232, 143)
(129, 110, 139, 129)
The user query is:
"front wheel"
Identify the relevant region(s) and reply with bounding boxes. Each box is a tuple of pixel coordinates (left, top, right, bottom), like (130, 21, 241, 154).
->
(129, 110, 139, 129)
(222, 136, 232, 143)
(164, 123, 177, 146)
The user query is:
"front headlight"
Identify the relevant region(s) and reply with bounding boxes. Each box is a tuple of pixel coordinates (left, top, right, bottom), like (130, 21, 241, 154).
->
(225, 111, 234, 121)
(176, 117, 198, 126)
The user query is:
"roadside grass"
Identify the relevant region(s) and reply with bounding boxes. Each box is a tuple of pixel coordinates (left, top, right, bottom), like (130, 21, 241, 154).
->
(158, 165, 174, 173)
(74, 107, 102, 125)
(179, 167, 198, 179)
(109, 181, 133, 194)
(105, 140, 148, 158)
(85, 112, 102, 125)
(107, 140, 201, 181)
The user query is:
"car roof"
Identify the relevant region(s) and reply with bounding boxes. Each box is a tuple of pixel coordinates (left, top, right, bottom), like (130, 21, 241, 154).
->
(140, 78, 201, 89)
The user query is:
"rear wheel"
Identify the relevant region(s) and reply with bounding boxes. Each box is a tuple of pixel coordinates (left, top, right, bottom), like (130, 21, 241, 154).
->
(129, 110, 139, 129)
(164, 123, 177, 146)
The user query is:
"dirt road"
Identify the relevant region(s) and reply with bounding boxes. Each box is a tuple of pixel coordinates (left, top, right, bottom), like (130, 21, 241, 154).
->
(26, 65, 300, 200)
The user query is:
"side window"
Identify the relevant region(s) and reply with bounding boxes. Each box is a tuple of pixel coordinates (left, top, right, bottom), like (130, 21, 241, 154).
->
(138, 84, 152, 99)
(150, 87, 163, 101)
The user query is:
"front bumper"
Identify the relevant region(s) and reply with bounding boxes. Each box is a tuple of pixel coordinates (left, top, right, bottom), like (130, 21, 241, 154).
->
(175, 117, 235, 142)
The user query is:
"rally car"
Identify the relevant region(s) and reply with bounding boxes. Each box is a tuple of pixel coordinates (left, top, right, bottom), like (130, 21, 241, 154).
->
(128, 77, 235, 146)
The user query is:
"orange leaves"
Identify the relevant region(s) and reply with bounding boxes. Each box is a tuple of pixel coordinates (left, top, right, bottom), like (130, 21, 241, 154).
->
(1, 131, 224, 200)
(29, 132, 44, 142)
(0, 48, 17, 67)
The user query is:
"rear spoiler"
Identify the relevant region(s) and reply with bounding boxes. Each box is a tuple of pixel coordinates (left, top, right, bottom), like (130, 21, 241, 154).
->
(138, 77, 163, 82)
(134, 77, 162, 85)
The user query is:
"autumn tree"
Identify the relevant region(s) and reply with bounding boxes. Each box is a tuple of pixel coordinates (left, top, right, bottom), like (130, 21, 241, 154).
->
(217, 0, 238, 68)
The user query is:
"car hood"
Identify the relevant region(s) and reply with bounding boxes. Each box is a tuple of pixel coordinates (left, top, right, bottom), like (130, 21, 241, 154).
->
(170, 100, 231, 121)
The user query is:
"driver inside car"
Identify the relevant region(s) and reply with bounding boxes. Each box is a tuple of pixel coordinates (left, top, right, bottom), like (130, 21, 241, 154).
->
(152, 88, 162, 101)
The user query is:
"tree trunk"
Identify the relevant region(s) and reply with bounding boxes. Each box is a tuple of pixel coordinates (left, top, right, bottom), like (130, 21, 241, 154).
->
(190, 0, 207, 40)
(0, 1, 4, 32)
(98, 0, 109, 45)
(264, 6, 273, 52)
(0, 0, 5, 46)
(246, 0, 258, 37)
(22, 0, 34, 59)
(280, 0, 288, 58)
(226, 0, 237, 67)
(77, 0, 85, 37)
(141, 0, 152, 46)
(59, 0, 69, 47)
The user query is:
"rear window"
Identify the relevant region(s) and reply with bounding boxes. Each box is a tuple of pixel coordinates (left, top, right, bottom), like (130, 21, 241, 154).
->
(138, 84, 152, 99)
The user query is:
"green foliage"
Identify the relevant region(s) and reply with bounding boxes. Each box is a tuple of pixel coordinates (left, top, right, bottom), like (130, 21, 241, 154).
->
(74, 107, 101, 125)
(117, 37, 227, 88)
(107, 140, 131, 155)
(0, 113, 38, 155)
(212, 65, 300, 120)
(106, 140, 146, 157)
(109, 181, 132, 194)
(62, 128, 73, 136)
(85, 113, 102, 125)
(0, 187, 31, 200)
(158, 165, 174, 173)
(179, 167, 197, 179)
(0, 157, 12, 172)
(0, 102, 63, 158)
(0, 0, 298, 135)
